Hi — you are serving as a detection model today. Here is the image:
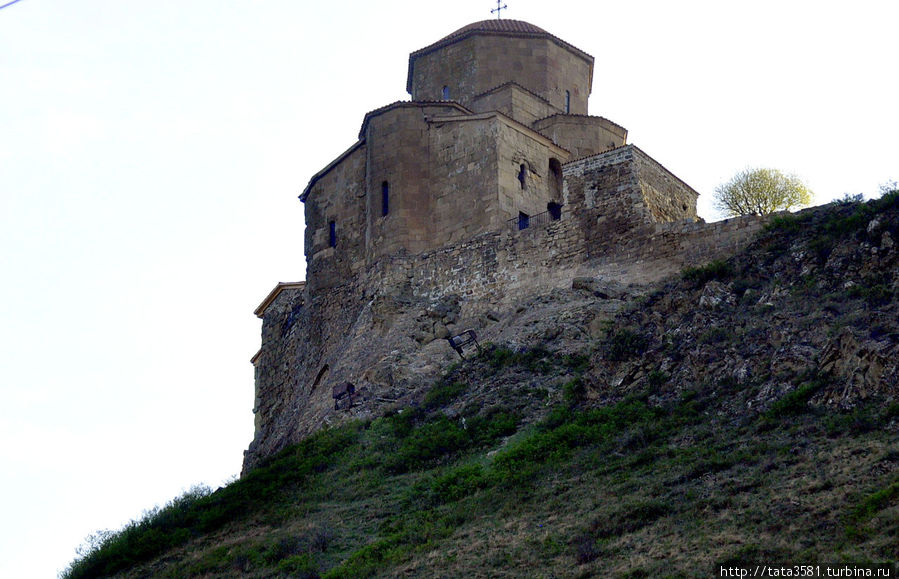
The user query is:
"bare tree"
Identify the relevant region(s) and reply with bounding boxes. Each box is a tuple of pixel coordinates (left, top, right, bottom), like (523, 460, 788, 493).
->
(714, 168, 812, 216)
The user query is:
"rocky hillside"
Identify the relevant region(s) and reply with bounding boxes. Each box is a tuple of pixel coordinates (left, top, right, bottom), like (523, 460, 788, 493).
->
(589, 192, 898, 411)
(63, 193, 899, 578)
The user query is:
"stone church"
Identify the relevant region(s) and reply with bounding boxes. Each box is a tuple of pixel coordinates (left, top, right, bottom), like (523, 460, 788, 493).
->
(244, 20, 762, 472)
(300, 19, 696, 293)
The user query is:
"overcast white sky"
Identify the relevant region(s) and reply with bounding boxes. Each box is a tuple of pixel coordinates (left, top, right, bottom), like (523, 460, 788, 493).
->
(1, 1, 896, 577)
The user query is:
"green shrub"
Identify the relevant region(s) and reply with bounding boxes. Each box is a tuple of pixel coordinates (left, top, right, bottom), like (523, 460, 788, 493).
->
(466, 409, 518, 446)
(423, 381, 468, 409)
(323, 536, 406, 579)
(681, 260, 733, 286)
(562, 377, 586, 405)
(872, 187, 899, 211)
(605, 328, 648, 361)
(765, 376, 827, 419)
(385, 416, 469, 473)
(823, 407, 878, 437)
(560, 353, 590, 373)
(481, 344, 555, 374)
(62, 425, 360, 579)
(847, 283, 893, 306)
(277, 553, 319, 577)
(765, 214, 804, 232)
(382, 407, 424, 439)
(385, 411, 518, 474)
(882, 403, 899, 421)
(647, 370, 669, 387)
(427, 464, 491, 504)
(807, 235, 836, 263)
(491, 398, 661, 485)
(851, 480, 899, 522)
(699, 327, 730, 345)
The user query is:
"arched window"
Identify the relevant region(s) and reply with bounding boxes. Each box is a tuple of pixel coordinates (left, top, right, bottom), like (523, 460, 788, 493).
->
(547, 202, 562, 221)
(565, 90, 571, 114)
(442, 86, 450, 100)
(518, 164, 527, 190)
(381, 181, 389, 217)
(328, 221, 336, 248)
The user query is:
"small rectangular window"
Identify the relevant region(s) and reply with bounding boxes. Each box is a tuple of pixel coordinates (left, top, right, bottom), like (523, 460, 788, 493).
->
(518, 212, 530, 230)
(329, 221, 336, 247)
(381, 182, 389, 217)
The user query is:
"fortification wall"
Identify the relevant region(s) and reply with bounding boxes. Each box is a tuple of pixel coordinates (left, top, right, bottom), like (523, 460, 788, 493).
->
(632, 147, 699, 222)
(245, 280, 373, 471)
(366, 201, 764, 314)
(246, 146, 766, 474)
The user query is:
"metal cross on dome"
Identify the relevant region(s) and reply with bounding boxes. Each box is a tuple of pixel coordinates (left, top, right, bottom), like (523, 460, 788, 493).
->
(491, 0, 508, 19)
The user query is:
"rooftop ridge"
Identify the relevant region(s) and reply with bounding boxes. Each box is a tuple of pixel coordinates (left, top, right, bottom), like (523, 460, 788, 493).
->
(473, 80, 554, 106)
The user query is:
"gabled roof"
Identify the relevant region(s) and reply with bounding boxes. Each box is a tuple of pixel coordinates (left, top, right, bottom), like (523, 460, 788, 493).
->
(300, 101, 472, 203)
(473, 81, 553, 106)
(406, 19, 594, 94)
(254, 282, 305, 318)
(358, 100, 472, 139)
(533, 112, 628, 136)
(299, 139, 365, 202)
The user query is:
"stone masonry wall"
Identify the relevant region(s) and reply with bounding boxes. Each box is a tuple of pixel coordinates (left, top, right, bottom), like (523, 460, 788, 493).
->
(532, 115, 627, 158)
(244, 280, 370, 471)
(496, 120, 569, 223)
(632, 147, 699, 222)
(410, 34, 590, 121)
(364, 105, 435, 257)
(427, 116, 501, 245)
(304, 145, 366, 292)
(470, 84, 557, 128)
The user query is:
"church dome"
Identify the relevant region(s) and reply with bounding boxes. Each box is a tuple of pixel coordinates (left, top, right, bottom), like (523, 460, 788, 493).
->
(408, 20, 591, 89)
(434, 19, 551, 43)
(406, 19, 594, 114)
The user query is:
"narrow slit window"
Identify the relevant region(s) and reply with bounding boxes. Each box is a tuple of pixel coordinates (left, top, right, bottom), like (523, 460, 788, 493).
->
(565, 90, 571, 114)
(328, 221, 336, 248)
(518, 164, 527, 189)
(442, 86, 450, 100)
(518, 211, 530, 230)
(549, 158, 563, 198)
(381, 181, 389, 216)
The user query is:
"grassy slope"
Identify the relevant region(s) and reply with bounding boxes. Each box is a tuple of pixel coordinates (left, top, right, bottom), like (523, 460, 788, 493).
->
(63, 195, 899, 578)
